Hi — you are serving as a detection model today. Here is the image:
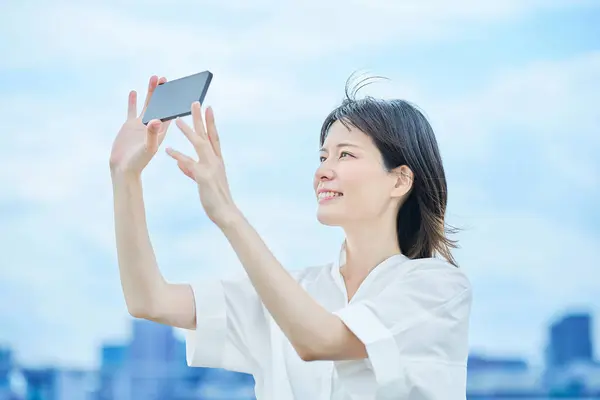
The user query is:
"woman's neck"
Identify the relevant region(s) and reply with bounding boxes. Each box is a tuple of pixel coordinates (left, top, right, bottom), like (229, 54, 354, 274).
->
(341, 217, 401, 278)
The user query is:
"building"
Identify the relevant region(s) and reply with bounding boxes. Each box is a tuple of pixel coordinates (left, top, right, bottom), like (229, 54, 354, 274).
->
(544, 311, 598, 395)
(466, 354, 543, 395)
(96, 344, 127, 400)
(546, 312, 594, 368)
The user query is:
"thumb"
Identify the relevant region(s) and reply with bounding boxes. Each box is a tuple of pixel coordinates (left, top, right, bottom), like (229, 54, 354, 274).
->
(177, 161, 195, 181)
(157, 119, 172, 144)
(144, 119, 162, 153)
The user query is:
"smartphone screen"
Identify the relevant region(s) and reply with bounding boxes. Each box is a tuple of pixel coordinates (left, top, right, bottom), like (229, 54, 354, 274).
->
(142, 70, 213, 125)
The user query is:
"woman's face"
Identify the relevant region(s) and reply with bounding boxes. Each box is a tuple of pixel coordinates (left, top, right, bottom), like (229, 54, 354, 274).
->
(314, 120, 399, 227)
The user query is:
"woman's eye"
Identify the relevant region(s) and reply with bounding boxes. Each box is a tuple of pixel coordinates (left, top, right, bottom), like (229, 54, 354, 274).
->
(320, 152, 352, 162)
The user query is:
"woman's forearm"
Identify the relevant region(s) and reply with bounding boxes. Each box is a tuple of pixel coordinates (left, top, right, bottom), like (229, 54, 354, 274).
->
(218, 210, 345, 360)
(112, 173, 166, 318)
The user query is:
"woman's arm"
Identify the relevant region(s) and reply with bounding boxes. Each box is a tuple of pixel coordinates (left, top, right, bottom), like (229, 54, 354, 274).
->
(113, 168, 362, 360)
(165, 104, 368, 361)
(112, 173, 195, 329)
(218, 210, 367, 362)
(109, 76, 197, 330)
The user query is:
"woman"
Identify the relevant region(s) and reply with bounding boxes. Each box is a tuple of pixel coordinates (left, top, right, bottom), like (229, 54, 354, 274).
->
(109, 75, 472, 399)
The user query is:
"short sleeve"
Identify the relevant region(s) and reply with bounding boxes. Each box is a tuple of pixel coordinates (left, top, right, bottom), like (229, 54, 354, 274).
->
(183, 271, 270, 375)
(332, 259, 472, 399)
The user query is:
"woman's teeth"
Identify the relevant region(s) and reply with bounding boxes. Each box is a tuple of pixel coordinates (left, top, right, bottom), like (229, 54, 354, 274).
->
(318, 192, 342, 199)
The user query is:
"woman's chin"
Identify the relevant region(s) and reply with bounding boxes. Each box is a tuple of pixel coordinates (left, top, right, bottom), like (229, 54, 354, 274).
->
(316, 210, 344, 226)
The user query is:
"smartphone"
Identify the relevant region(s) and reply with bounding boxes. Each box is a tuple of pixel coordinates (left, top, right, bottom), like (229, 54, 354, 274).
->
(142, 70, 213, 125)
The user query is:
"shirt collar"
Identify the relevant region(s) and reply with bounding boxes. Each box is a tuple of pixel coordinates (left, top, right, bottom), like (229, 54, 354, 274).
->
(330, 239, 409, 294)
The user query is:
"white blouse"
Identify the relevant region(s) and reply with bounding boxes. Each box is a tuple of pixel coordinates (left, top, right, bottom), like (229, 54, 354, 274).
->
(184, 242, 472, 399)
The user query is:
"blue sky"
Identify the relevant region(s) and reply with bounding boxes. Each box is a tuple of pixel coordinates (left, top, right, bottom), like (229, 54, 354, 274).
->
(1, 1, 599, 370)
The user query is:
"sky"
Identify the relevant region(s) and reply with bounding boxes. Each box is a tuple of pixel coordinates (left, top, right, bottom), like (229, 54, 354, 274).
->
(1, 0, 599, 370)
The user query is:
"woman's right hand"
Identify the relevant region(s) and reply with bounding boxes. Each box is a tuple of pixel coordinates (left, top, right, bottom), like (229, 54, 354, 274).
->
(109, 75, 171, 178)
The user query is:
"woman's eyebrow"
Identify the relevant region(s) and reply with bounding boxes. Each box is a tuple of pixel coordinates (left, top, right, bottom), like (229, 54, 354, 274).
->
(319, 143, 361, 152)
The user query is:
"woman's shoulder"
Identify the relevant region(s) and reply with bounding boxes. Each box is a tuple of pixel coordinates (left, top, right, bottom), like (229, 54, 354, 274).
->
(399, 256, 472, 293)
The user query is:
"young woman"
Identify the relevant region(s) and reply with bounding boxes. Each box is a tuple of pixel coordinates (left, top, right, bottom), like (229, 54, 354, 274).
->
(109, 75, 472, 399)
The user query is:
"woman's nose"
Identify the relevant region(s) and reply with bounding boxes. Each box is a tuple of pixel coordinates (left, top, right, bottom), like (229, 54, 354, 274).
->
(316, 162, 335, 181)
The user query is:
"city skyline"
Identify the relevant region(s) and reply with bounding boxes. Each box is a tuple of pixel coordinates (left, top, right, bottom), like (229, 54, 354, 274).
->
(2, 308, 597, 371)
(2, 309, 598, 398)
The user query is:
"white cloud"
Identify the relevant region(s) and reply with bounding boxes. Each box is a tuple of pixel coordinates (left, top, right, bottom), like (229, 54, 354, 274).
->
(3, 1, 596, 69)
(423, 51, 600, 197)
(0, 3, 232, 70)
(438, 51, 600, 142)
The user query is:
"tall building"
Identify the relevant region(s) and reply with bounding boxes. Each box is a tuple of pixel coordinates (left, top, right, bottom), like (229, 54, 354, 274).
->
(0, 347, 12, 395)
(547, 312, 594, 368)
(21, 368, 56, 400)
(97, 344, 127, 400)
(0, 347, 20, 399)
(125, 319, 179, 400)
(95, 318, 234, 400)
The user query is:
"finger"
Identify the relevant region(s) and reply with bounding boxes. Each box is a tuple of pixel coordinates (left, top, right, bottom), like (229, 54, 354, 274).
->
(157, 119, 172, 141)
(159, 118, 172, 134)
(175, 118, 204, 151)
(144, 119, 162, 153)
(177, 161, 195, 180)
(191, 101, 207, 139)
(127, 90, 137, 120)
(139, 75, 159, 118)
(205, 106, 222, 158)
(166, 147, 196, 167)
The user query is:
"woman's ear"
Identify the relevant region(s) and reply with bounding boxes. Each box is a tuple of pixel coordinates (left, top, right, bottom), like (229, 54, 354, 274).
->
(391, 165, 414, 198)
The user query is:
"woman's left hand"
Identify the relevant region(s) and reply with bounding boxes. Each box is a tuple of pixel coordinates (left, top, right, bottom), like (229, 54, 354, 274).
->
(165, 101, 240, 227)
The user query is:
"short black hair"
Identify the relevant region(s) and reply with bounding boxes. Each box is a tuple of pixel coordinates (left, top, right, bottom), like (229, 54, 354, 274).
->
(320, 75, 459, 266)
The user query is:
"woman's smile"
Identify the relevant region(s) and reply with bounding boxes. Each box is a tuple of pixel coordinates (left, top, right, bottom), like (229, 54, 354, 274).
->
(318, 191, 343, 203)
